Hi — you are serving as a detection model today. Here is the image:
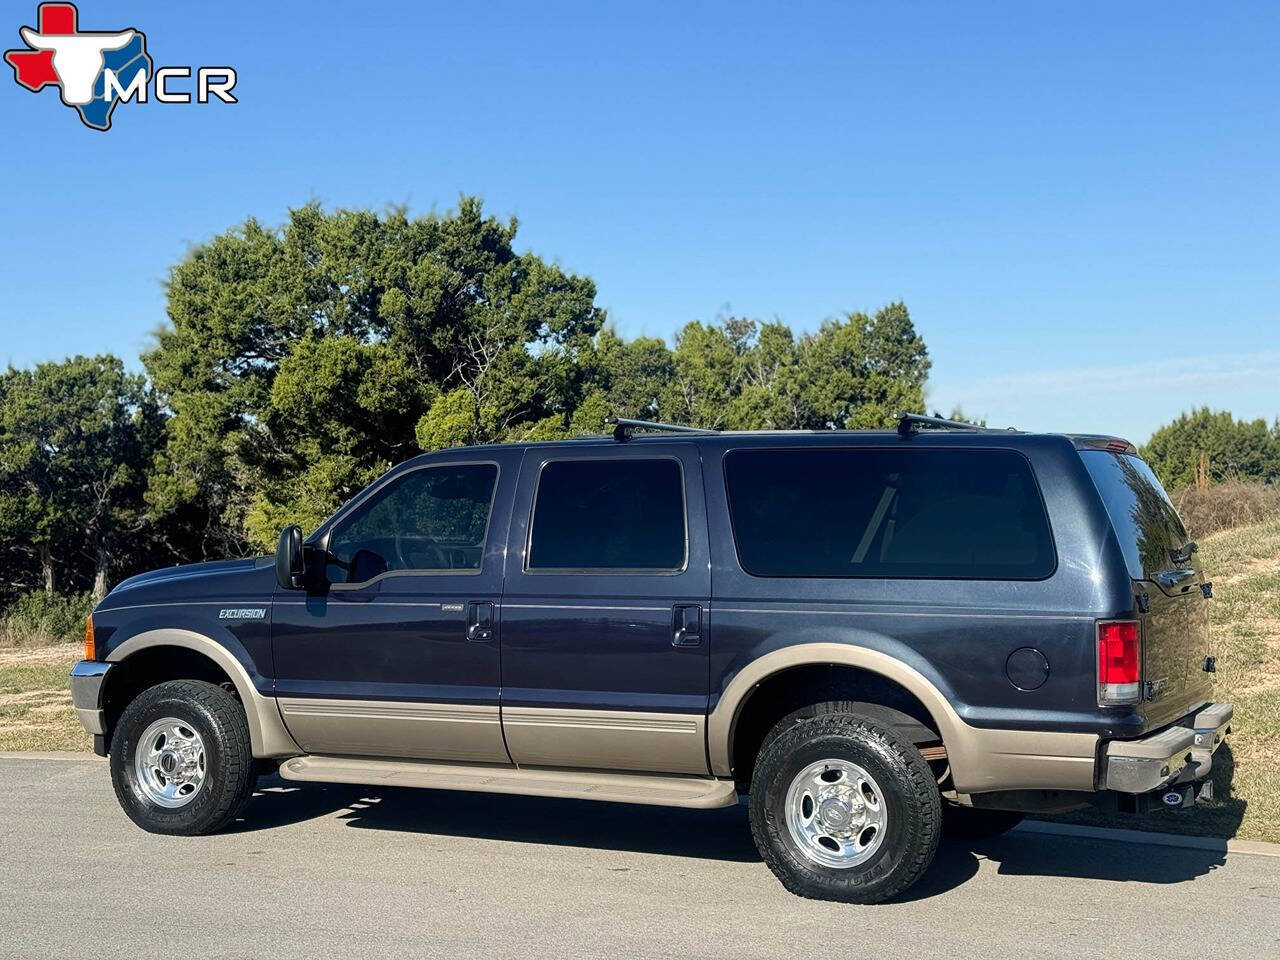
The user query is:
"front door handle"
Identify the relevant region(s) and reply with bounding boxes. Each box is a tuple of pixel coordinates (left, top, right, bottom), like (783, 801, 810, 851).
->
(672, 604, 702, 647)
(467, 601, 494, 642)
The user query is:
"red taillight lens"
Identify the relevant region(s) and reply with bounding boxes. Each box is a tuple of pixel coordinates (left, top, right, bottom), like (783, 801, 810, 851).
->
(1097, 620, 1140, 704)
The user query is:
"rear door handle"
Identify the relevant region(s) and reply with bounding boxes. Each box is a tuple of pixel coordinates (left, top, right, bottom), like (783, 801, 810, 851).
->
(672, 604, 702, 647)
(1156, 569, 1198, 591)
(467, 601, 494, 642)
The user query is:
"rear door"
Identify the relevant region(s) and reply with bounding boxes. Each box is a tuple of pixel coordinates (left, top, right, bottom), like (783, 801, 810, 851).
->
(499, 443, 711, 775)
(1081, 450, 1212, 726)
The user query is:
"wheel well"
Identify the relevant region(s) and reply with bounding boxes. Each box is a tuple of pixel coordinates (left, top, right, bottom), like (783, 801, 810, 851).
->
(102, 646, 238, 742)
(729, 664, 943, 790)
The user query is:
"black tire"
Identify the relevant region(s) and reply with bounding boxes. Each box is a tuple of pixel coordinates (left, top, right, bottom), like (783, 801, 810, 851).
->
(942, 804, 1025, 841)
(748, 706, 941, 904)
(109, 679, 255, 836)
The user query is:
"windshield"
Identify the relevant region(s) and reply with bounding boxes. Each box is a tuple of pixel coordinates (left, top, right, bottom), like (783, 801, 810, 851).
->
(1081, 450, 1189, 581)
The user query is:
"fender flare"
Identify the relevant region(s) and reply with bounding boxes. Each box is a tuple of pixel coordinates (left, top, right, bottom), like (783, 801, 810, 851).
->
(707, 642, 963, 778)
(108, 629, 299, 758)
(707, 642, 1097, 794)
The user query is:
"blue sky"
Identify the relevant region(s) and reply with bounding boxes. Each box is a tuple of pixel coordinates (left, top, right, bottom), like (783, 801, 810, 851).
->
(1, 1, 1276, 443)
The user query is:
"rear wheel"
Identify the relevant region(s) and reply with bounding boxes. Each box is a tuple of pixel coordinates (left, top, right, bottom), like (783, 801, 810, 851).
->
(109, 679, 255, 835)
(748, 708, 941, 903)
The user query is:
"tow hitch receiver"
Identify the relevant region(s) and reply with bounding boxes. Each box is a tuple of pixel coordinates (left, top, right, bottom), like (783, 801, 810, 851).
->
(1124, 779, 1214, 814)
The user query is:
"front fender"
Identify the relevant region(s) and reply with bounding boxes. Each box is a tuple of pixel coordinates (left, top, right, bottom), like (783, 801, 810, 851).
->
(107, 628, 298, 758)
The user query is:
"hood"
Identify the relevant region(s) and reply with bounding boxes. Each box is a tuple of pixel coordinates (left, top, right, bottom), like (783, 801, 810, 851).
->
(105, 556, 273, 603)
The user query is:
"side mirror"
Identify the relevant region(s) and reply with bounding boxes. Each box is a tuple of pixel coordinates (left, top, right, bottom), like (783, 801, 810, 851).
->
(275, 524, 305, 589)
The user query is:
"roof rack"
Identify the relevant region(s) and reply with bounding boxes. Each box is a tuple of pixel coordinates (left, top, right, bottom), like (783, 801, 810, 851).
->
(895, 412, 1014, 438)
(605, 416, 718, 443)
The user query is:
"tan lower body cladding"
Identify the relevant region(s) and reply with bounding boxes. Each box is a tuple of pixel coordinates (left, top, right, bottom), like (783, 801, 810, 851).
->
(279, 693, 1095, 792)
(277, 698, 510, 763)
(501, 707, 709, 775)
(277, 700, 710, 776)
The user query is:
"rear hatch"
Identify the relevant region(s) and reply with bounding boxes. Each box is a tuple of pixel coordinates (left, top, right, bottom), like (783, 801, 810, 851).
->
(1080, 448, 1213, 729)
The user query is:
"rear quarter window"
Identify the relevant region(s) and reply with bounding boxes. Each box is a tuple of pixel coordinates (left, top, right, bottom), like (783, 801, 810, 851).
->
(1080, 451, 1188, 581)
(724, 447, 1056, 580)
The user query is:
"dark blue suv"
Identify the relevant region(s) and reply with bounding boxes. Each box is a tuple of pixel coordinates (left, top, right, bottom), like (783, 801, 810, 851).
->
(70, 415, 1231, 903)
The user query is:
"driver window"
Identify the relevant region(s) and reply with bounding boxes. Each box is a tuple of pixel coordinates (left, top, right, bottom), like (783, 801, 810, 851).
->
(325, 463, 498, 584)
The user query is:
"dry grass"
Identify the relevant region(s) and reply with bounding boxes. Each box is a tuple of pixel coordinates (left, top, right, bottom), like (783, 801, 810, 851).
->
(0, 643, 91, 752)
(1170, 479, 1280, 539)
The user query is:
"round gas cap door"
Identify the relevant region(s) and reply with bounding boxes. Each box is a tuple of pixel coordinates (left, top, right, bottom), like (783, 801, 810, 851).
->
(1005, 647, 1050, 691)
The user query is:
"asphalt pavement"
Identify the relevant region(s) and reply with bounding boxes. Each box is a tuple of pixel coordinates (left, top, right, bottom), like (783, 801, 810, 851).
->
(1, 754, 1277, 959)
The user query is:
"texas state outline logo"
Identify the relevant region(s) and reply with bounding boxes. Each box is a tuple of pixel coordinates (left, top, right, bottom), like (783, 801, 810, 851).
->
(4, 3, 237, 132)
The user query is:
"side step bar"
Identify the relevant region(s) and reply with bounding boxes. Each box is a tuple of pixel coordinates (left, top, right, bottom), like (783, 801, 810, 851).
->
(278, 755, 739, 810)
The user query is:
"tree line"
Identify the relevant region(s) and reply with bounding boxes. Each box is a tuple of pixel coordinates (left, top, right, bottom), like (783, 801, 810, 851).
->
(0, 198, 931, 606)
(4, 198, 1273, 612)
(1140, 408, 1280, 491)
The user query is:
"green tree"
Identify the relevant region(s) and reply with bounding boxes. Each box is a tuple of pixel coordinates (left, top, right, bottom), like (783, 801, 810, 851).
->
(0, 356, 161, 601)
(145, 198, 605, 552)
(1142, 408, 1280, 489)
(656, 302, 930, 430)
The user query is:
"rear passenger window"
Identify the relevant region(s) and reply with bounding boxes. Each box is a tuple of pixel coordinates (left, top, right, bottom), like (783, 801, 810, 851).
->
(724, 448, 1055, 580)
(528, 459, 687, 572)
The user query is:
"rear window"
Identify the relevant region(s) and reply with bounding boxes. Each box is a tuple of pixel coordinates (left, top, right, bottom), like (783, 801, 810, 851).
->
(724, 448, 1056, 580)
(528, 458, 687, 572)
(1080, 451, 1188, 581)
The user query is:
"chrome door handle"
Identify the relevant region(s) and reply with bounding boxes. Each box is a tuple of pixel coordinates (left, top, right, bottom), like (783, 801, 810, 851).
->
(672, 604, 702, 647)
(467, 601, 494, 641)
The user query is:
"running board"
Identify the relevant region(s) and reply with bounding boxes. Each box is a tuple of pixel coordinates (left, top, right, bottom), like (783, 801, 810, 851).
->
(277, 755, 739, 810)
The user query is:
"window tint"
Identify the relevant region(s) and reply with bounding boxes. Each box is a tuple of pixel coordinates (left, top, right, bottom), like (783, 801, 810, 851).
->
(1081, 451, 1188, 581)
(528, 459, 686, 571)
(724, 448, 1055, 580)
(326, 463, 498, 584)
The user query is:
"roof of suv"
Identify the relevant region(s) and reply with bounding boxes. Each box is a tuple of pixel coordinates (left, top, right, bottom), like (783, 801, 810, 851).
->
(416, 427, 1138, 457)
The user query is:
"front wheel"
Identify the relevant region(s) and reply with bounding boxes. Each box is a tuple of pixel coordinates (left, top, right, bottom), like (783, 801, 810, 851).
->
(748, 709, 941, 904)
(109, 679, 255, 835)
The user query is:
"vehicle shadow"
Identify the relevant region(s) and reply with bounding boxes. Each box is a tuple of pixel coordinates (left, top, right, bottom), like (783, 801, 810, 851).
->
(232, 775, 762, 862)
(232, 776, 1230, 897)
(898, 831, 1227, 903)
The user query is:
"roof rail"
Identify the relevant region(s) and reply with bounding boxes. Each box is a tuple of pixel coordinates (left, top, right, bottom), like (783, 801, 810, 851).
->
(895, 412, 1013, 438)
(605, 416, 718, 443)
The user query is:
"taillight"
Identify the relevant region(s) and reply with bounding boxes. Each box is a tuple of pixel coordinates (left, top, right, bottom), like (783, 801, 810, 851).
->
(84, 615, 96, 661)
(1097, 620, 1140, 705)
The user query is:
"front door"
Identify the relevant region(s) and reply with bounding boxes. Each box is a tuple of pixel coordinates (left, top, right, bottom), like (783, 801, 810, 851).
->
(499, 444, 712, 775)
(272, 451, 520, 763)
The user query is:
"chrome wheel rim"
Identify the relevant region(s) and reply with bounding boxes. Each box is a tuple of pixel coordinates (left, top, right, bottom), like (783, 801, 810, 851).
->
(784, 758, 887, 869)
(134, 717, 207, 809)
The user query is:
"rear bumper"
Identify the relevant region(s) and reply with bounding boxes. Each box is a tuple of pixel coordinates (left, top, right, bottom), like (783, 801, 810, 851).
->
(1102, 701, 1233, 793)
(69, 660, 112, 736)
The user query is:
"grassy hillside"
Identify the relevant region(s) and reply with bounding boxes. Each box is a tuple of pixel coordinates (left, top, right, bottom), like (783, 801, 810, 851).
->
(1, 518, 1277, 840)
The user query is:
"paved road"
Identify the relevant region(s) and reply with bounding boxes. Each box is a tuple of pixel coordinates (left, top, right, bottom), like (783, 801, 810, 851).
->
(1, 755, 1277, 959)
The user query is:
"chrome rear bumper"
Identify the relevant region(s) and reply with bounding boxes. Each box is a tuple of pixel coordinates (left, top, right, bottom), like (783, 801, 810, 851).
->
(1102, 701, 1233, 794)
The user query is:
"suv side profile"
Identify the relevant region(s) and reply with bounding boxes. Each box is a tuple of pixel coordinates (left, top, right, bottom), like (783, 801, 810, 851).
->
(70, 415, 1231, 903)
